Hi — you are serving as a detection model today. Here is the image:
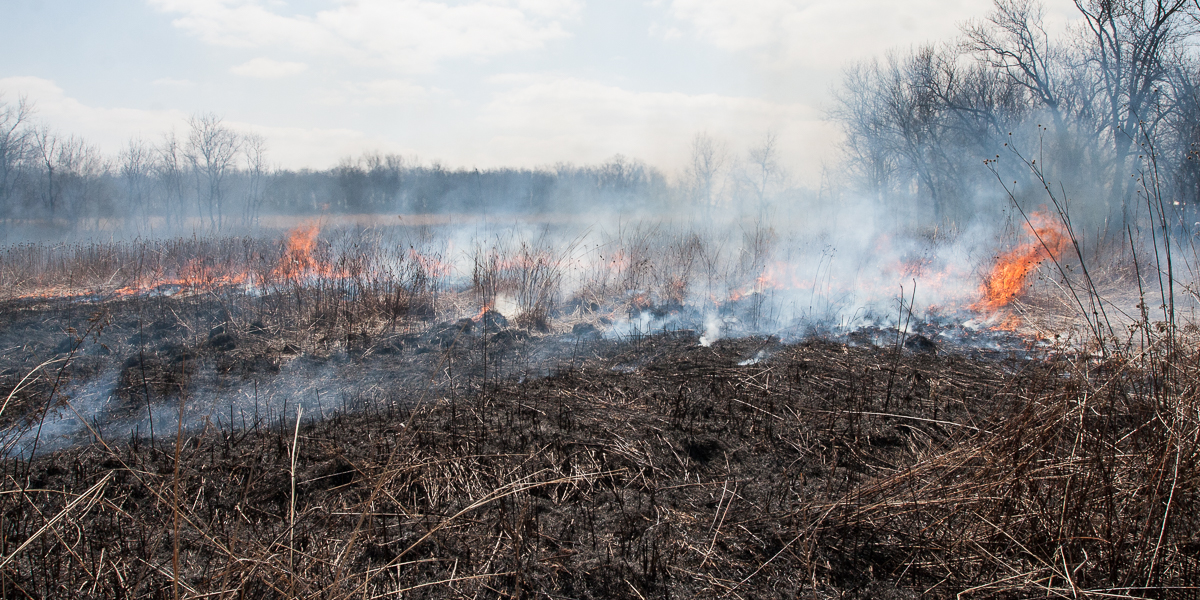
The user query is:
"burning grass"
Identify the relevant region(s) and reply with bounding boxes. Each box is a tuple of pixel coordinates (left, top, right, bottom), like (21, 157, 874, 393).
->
(973, 210, 1071, 314)
(0, 217, 1197, 597)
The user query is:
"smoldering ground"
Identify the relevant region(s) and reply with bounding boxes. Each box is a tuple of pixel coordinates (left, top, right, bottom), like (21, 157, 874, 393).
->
(0, 200, 1078, 456)
(5, 0, 1200, 594)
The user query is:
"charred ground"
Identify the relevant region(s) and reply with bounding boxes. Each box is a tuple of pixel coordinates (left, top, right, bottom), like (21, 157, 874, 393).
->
(1, 289, 1197, 599)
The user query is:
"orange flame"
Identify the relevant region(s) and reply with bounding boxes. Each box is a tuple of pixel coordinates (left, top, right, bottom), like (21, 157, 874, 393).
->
(9, 223, 351, 302)
(408, 248, 450, 278)
(972, 211, 1069, 313)
(472, 301, 495, 322)
(271, 224, 322, 280)
(631, 292, 653, 310)
(107, 258, 250, 298)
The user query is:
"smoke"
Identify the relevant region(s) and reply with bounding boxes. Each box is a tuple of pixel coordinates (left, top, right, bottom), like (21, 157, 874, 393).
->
(699, 313, 724, 346)
(11, 0, 1200, 454)
(0, 160, 1110, 456)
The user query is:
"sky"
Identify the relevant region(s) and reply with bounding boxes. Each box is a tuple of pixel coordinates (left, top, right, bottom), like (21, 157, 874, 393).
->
(0, 0, 1083, 184)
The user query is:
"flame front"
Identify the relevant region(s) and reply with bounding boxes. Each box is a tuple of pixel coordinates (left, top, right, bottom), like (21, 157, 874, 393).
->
(472, 301, 494, 322)
(5, 213, 1074, 341)
(271, 224, 322, 280)
(972, 211, 1069, 313)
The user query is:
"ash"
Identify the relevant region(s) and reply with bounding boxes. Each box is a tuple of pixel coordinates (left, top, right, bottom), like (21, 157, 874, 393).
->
(0, 288, 1042, 458)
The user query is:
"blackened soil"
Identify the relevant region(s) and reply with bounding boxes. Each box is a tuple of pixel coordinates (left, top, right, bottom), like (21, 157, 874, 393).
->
(0, 311, 1044, 598)
(0, 293, 616, 446)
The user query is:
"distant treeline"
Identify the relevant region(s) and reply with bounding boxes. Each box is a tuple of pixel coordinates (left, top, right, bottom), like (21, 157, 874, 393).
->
(8, 1, 1200, 240)
(0, 107, 679, 233)
(321, 154, 670, 215)
(832, 0, 1200, 233)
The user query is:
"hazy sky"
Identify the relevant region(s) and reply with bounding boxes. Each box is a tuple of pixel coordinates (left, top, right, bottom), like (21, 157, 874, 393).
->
(0, 0, 1082, 183)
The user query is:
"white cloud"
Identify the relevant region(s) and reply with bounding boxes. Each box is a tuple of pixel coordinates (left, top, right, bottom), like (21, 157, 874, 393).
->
(230, 57, 309, 78)
(0, 75, 840, 183)
(148, 0, 582, 72)
(317, 79, 435, 107)
(478, 75, 837, 181)
(0, 77, 394, 169)
(0, 76, 187, 148)
(152, 77, 196, 88)
(240, 123, 408, 168)
(665, 0, 1082, 69)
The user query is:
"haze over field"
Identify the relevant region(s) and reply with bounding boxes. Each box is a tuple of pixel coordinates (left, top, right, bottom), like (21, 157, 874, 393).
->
(4, 0, 1200, 343)
(1, 0, 1081, 182)
(7, 4, 1200, 596)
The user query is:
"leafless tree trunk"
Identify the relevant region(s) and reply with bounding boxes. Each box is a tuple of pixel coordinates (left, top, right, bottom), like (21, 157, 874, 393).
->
(964, 0, 1073, 130)
(1074, 0, 1195, 220)
(31, 127, 62, 220)
(242, 133, 268, 227)
(746, 132, 784, 222)
(685, 133, 728, 219)
(156, 132, 187, 229)
(121, 138, 152, 234)
(55, 136, 109, 230)
(0, 96, 32, 223)
(185, 113, 240, 231)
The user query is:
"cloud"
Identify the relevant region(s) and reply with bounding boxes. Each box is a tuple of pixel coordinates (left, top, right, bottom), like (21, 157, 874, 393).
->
(0, 75, 838, 183)
(152, 78, 197, 88)
(148, 0, 582, 72)
(317, 79, 436, 107)
(230, 57, 309, 78)
(0, 77, 395, 169)
(664, 0, 1082, 69)
(477, 75, 837, 180)
(0, 76, 188, 146)
(239, 123, 409, 168)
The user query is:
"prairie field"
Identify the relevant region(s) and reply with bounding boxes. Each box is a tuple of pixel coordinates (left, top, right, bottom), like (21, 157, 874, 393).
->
(0, 215, 1195, 599)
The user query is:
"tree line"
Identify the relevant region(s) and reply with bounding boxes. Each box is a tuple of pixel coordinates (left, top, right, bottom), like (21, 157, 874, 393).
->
(0, 98, 802, 236)
(8, 0, 1196, 239)
(0, 108, 272, 232)
(832, 0, 1200, 234)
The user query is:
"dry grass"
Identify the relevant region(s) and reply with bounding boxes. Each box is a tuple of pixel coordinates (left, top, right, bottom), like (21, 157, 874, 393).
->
(1, 214, 1200, 597)
(1, 317, 1198, 597)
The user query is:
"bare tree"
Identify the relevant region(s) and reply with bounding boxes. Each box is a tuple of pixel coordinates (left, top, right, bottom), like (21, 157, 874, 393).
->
(1076, 0, 1193, 148)
(684, 133, 728, 215)
(156, 131, 188, 228)
(830, 0, 1200, 234)
(964, 0, 1075, 130)
(56, 137, 110, 229)
(242, 132, 268, 226)
(120, 137, 152, 233)
(31, 126, 63, 218)
(185, 113, 240, 230)
(745, 131, 785, 221)
(835, 47, 977, 225)
(30, 129, 109, 228)
(833, 38, 1050, 229)
(0, 95, 33, 221)
(1073, 0, 1196, 220)
(834, 62, 902, 201)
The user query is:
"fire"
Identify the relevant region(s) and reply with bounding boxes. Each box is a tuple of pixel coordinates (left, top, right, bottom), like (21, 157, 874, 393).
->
(271, 224, 322, 280)
(631, 292, 653, 311)
(972, 211, 1069, 313)
(754, 262, 805, 291)
(664, 277, 687, 305)
(408, 248, 451, 278)
(108, 258, 250, 299)
(899, 256, 931, 278)
(472, 301, 494, 322)
(718, 261, 810, 303)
